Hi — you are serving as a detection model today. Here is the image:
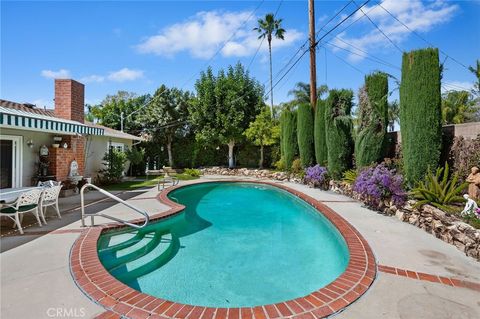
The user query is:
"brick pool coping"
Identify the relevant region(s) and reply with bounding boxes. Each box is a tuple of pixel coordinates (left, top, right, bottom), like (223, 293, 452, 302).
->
(70, 180, 376, 319)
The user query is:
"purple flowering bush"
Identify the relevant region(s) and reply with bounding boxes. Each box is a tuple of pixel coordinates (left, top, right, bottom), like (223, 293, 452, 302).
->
(304, 165, 329, 189)
(353, 164, 406, 207)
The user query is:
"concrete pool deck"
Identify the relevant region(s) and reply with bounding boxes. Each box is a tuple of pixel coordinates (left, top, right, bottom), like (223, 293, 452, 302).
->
(1, 176, 479, 319)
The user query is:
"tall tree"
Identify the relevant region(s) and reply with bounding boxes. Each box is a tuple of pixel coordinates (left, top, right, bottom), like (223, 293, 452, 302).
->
(400, 48, 442, 185)
(314, 98, 328, 165)
(325, 89, 354, 179)
(297, 103, 315, 167)
(355, 72, 389, 168)
(189, 63, 264, 168)
(137, 85, 192, 167)
(281, 109, 297, 169)
(86, 91, 150, 134)
(387, 100, 399, 132)
(244, 107, 280, 168)
(441, 90, 478, 124)
(254, 13, 285, 115)
(288, 82, 328, 106)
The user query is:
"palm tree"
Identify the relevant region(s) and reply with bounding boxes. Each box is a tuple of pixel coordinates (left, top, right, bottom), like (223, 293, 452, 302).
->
(288, 82, 328, 105)
(254, 13, 285, 115)
(441, 90, 478, 124)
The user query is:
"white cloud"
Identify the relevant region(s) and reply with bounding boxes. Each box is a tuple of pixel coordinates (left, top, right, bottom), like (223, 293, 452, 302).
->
(331, 0, 458, 61)
(107, 68, 144, 82)
(442, 80, 473, 93)
(41, 69, 71, 79)
(80, 75, 105, 83)
(136, 10, 303, 59)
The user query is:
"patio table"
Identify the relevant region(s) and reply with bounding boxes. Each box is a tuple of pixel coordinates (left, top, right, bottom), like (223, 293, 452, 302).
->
(0, 187, 43, 204)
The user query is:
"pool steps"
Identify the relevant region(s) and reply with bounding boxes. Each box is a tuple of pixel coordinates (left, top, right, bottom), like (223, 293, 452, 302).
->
(98, 230, 176, 283)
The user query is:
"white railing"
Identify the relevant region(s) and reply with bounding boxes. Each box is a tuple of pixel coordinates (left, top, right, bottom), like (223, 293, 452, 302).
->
(80, 183, 149, 229)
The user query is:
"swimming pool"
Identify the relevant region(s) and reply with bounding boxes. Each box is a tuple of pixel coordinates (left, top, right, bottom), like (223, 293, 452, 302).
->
(97, 182, 349, 308)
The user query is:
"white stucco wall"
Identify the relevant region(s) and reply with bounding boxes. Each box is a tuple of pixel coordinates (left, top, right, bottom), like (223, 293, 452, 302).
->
(84, 135, 133, 179)
(1, 127, 134, 186)
(1, 127, 54, 186)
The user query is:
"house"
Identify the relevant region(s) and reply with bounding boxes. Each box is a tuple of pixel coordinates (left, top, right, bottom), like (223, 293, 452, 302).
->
(0, 79, 143, 189)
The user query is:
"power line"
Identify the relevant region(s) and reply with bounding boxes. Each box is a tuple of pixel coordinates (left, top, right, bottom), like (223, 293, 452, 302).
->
(272, 0, 353, 84)
(352, 0, 404, 54)
(377, 2, 470, 71)
(328, 48, 365, 75)
(267, 0, 372, 95)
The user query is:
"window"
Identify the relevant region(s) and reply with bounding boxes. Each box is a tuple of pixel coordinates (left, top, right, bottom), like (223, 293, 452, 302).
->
(108, 142, 124, 152)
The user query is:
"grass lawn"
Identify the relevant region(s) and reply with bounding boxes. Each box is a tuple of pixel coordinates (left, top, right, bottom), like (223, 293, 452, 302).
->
(102, 174, 199, 191)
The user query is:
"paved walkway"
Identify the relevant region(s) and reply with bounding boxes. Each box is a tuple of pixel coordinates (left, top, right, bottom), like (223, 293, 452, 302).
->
(1, 176, 479, 319)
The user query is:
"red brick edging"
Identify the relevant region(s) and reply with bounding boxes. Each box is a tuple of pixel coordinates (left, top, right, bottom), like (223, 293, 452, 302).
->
(378, 265, 480, 292)
(70, 180, 376, 319)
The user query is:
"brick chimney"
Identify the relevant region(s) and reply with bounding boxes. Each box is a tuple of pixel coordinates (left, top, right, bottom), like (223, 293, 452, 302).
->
(54, 79, 85, 123)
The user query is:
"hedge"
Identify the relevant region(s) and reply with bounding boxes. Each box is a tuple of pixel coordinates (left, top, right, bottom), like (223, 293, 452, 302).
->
(400, 48, 442, 185)
(297, 103, 315, 167)
(355, 72, 389, 168)
(325, 89, 354, 179)
(314, 99, 328, 165)
(281, 109, 298, 169)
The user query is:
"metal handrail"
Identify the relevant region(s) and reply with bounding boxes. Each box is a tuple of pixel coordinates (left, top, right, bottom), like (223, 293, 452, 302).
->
(80, 183, 149, 229)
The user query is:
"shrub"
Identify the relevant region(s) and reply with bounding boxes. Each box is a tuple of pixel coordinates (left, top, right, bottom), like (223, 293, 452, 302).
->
(183, 168, 201, 177)
(281, 109, 298, 169)
(314, 99, 328, 165)
(274, 158, 286, 171)
(297, 103, 315, 167)
(355, 72, 388, 168)
(99, 149, 127, 184)
(304, 165, 329, 189)
(411, 163, 467, 212)
(325, 89, 354, 179)
(353, 164, 406, 207)
(342, 169, 358, 185)
(291, 158, 303, 175)
(400, 48, 442, 186)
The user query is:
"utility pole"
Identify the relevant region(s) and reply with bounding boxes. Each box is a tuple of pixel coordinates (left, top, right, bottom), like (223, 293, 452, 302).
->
(309, 0, 317, 111)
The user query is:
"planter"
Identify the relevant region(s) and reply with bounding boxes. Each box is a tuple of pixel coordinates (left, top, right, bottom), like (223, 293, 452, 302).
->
(59, 188, 76, 198)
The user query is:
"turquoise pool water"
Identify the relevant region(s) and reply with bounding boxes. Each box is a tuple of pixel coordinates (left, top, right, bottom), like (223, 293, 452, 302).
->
(97, 182, 349, 307)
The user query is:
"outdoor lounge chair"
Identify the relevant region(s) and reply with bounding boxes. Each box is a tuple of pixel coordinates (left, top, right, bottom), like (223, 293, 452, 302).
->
(0, 188, 43, 234)
(38, 184, 63, 224)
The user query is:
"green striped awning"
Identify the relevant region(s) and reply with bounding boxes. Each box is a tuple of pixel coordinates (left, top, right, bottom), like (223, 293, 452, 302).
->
(0, 107, 103, 135)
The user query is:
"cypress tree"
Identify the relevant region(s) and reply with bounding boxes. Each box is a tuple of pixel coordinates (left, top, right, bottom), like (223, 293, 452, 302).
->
(325, 89, 354, 179)
(400, 48, 442, 185)
(279, 111, 285, 160)
(297, 103, 315, 167)
(282, 109, 297, 169)
(355, 72, 389, 168)
(314, 99, 328, 165)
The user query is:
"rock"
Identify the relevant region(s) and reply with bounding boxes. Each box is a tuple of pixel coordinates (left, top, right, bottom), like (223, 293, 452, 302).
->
(395, 210, 405, 221)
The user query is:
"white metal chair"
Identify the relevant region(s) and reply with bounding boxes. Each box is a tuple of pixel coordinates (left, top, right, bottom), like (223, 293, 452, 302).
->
(0, 189, 43, 234)
(39, 184, 63, 224)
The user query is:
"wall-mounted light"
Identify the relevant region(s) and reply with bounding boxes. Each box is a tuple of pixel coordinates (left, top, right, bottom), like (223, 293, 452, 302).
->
(26, 139, 34, 148)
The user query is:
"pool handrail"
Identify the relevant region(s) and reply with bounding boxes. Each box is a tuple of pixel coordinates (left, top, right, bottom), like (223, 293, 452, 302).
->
(80, 183, 149, 229)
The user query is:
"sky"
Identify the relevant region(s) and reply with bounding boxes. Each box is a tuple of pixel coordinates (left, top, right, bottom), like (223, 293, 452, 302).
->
(1, 0, 479, 109)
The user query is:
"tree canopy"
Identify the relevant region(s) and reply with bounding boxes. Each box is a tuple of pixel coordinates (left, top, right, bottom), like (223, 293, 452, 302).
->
(189, 62, 264, 167)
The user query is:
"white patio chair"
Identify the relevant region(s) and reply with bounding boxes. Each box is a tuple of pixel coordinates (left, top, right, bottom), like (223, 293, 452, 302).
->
(39, 184, 63, 224)
(0, 189, 43, 234)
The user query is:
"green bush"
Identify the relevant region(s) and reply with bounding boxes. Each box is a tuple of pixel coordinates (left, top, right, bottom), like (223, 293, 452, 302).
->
(274, 158, 286, 171)
(291, 158, 303, 175)
(281, 109, 298, 169)
(99, 149, 127, 184)
(325, 89, 354, 179)
(342, 169, 358, 185)
(314, 99, 328, 165)
(297, 103, 315, 167)
(355, 72, 388, 168)
(400, 48, 442, 185)
(183, 168, 201, 177)
(411, 163, 467, 212)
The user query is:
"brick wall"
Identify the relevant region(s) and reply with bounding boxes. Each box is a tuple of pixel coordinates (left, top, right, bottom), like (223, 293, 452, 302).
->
(54, 79, 85, 123)
(48, 136, 85, 182)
